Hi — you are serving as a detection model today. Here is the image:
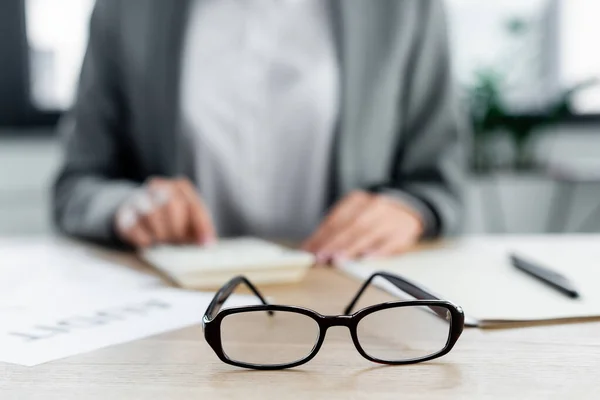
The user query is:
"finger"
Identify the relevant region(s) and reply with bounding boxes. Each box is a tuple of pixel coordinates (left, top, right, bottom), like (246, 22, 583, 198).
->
(131, 189, 169, 243)
(303, 191, 371, 252)
(302, 194, 361, 253)
(146, 177, 170, 188)
(138, 207, 170, 244)
(115, 205, 151, 248)
(131, 188, 169, 243)
(371, 232, 416, 258)
(115, 205, 139, 235)
(316, 198, 388, 257)
(339, 221, 399, 261)
(123, 224, 154, 248)
(147, 185, 188, 243)
(175, 179, 216, 244)
(164, 195, 188, 243)
(147, 184, 171, 208)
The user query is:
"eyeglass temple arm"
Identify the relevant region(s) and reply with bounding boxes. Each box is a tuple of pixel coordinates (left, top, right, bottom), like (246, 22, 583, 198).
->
(204, 276, 272, 320)
(343, 271, 442, 315)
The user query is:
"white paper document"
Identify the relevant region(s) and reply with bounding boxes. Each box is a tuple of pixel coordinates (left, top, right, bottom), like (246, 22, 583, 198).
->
(0, 288, 254, 366)
(0, 239, 161, 312)
(0, 240, 255, 366)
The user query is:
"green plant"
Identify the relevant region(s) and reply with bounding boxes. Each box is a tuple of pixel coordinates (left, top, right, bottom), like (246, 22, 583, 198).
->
(467, 16, 598, 173)
(469, 71, 597, 172)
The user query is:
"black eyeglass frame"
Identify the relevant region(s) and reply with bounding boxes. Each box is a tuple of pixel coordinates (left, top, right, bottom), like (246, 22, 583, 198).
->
(202, 272, 464, 370)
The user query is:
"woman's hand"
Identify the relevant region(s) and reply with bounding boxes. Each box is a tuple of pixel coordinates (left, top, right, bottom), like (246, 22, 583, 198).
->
(114, 178, 216, 248)
(302, 191, 424, 264)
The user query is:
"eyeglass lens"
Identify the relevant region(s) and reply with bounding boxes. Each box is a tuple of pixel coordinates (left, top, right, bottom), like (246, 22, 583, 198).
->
(356, 305, 452, 362)
(220, 310, 320, 366)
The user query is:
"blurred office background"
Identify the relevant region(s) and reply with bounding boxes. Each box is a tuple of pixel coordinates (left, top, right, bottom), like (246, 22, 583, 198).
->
(1, 0, 600, 236)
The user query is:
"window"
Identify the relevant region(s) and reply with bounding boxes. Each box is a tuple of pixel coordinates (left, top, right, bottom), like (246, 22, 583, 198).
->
(446, 0, 600, 115)
(26, 0, 95, 111)
(559, 0, 600, 114)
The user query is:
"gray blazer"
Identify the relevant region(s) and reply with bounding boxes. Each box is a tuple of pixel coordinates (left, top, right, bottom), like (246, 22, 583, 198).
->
(53, 0, 467, 244)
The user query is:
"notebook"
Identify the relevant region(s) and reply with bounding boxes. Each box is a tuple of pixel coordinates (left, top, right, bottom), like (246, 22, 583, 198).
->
(141, 238, 314, 290)
(341, 236, 600, 328)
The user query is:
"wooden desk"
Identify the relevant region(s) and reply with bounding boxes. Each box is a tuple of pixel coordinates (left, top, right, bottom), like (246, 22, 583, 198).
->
(1, 241, 600, 399)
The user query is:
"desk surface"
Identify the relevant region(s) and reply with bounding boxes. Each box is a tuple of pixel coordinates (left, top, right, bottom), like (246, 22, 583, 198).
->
(1, 239, 600, 399)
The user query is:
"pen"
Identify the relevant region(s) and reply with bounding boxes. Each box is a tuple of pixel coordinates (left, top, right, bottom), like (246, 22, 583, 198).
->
(509, 253, 580, 299)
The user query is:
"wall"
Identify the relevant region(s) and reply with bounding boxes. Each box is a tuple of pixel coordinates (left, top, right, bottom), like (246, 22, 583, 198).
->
(465, 124, 600, 234)
(0, 134, 61, 235)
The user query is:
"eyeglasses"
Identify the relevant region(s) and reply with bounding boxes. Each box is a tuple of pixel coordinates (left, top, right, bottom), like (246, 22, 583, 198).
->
(202, 272, 464, 370)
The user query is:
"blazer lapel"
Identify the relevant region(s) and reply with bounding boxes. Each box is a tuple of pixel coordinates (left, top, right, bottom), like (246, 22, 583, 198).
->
(329, 1, 393, 200)
(326, 0, 343, 206)
(145, 0, 192, 177)
(329, 0, 362, 199)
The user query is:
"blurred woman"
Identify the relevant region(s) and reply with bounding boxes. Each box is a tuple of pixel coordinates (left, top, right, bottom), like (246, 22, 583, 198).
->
(53, 0, 466, 262)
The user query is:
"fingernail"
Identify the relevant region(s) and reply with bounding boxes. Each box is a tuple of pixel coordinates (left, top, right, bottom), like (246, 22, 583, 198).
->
(149, 187, 171, 207)
(133, 194, 156, 215)
(116, 207, 138, 232)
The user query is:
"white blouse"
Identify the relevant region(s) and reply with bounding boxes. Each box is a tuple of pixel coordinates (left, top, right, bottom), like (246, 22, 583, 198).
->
(180, 0, 339, 239)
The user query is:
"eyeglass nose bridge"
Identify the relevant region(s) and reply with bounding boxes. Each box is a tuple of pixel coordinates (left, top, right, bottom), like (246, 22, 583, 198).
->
(319, 314, 355, 330)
